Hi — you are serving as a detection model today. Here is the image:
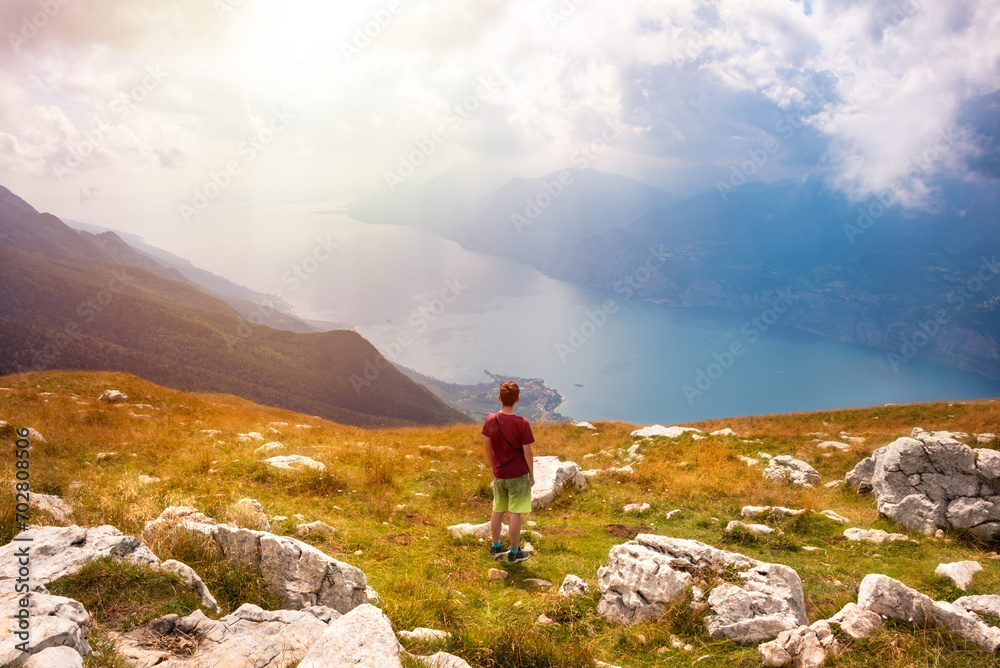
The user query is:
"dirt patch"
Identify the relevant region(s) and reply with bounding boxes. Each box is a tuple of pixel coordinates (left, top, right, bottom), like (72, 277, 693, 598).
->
(822, 535, 848, 545)
(136, 627, 198, 657)
(380, 533, 416, 546)
(464, 496, 492, 507)
(604, 524, 647, 539)
(403, 513, 437, 526)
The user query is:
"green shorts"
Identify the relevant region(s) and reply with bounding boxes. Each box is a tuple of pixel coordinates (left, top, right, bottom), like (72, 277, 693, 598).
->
(493, 474, 532, 514)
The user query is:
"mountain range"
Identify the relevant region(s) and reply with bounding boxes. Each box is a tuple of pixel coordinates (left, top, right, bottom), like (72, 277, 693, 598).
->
(0, 186, 471, 427)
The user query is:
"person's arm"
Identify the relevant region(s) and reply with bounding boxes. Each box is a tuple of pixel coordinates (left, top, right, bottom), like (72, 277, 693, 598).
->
(523, 441, 534, 486)
(483, 434, 494, 470)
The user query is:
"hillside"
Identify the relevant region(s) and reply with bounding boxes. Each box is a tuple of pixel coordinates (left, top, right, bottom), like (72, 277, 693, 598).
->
(0, 185, 470, 427)
(2, 371, 999, 667)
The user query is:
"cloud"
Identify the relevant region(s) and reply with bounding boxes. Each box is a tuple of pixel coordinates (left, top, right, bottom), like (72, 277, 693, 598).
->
(0, 0, 997, 223)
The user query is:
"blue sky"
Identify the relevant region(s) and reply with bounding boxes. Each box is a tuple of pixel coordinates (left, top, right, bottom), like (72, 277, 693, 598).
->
(1, 0, 998, 243)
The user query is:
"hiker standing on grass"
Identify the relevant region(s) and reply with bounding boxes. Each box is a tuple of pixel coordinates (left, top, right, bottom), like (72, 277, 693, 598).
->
(482, 381, 534, 564)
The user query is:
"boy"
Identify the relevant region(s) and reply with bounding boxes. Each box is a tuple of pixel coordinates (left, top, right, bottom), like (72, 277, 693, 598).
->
(481, 381, 534, 563)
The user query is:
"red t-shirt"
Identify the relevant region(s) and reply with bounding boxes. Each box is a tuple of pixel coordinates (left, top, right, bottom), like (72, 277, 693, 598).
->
(482, 412, 534, 479)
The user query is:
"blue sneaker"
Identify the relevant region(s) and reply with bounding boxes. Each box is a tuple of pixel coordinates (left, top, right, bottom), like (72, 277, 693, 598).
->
(489, 544, 509, 559)
(507, 548, 530, 564)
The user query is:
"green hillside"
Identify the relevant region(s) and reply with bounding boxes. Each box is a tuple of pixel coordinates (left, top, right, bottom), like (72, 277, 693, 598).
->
(0, 186, 470, 427)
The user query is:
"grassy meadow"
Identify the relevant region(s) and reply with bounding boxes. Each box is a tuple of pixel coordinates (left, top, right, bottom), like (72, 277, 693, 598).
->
(1, 370, 999, 668)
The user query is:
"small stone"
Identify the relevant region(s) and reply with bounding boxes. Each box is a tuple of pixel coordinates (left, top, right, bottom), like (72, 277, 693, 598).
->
(488, 569, 508, 581)
(354, 550, 363, 556)
(536, 613, 555, 624)
(935, 561, 983, 592)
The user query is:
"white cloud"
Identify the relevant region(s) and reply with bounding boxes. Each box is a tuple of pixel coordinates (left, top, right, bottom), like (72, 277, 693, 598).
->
(0, 0, 997, 227)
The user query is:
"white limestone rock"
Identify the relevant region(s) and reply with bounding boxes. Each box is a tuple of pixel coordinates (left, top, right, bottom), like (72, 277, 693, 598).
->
(28, 493, 73, 525)
(597, 535, 806, 644)
(532, 456, 586, 509)
(953, 595, 1000, 618)
(119, 604, 340, 668)
(856, 431, 1000, 539)
(446, 522, 508, 540)
(398, 628, 451, 642)
(843, 528, 910, 545)
(630, 425, 702, 440)
(711, 428, 740, 437)
(742, 506, 805, 519)
(141, 507, 367, 613)
(826, 602, 883, 639)
(299, 604, 402, 668)
(574, 421, 597, 430)
(296, 521, 337, 538)
(858, 573, 1000, 652)
(232, 498, 271, 532)
(820, 510, 850, 524)
(757, 620, 840, 667)
(726, 521, 775, 537)
(624, 503, 650, 513)
(255, 441, 285, 455)
(261, 455, 327, 472)
(816, 441, 850, 451)
(98, 390, 127, 403)
(559, 574, 589, 596)
(975, 433, 997, 444)
(935, 561, 983, 592)
(763, 456, 820, 486)
(20, 646, 84, 668)
(0, 590, 91, 666)
(138, 475, 161, 485)
(0, 525, 159, 588)
(158, 559, 221, 614)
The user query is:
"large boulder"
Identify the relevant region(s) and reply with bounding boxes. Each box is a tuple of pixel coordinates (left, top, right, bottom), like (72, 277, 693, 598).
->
(0, 526, 159, 589)
(261, 455, 326, 472)
(158, 560, 221, 614)
(596, 535, 806, 644)
(848, 430, 1000, 538)
(141, 507, 368, 613)
(299, 604, 401, 668)
(763, 456, 820, 486)
(20, 646, 84, 668)
(857, 574, 1000, 652)
(531, 456, 586, 509)
(0, 590, 92, 666)
(115, 604, 339, 668)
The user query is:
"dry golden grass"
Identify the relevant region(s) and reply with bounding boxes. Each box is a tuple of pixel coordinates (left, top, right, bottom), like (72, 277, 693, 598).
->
(1, 370, 998, 668)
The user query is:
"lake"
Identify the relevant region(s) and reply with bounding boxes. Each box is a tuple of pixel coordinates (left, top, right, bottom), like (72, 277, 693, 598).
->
(170, 205, 1000, 424)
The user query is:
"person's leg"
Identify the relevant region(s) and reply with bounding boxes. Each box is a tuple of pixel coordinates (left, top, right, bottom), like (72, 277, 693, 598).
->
(508, 511, 521, 550)
(491, 511, 506, 543)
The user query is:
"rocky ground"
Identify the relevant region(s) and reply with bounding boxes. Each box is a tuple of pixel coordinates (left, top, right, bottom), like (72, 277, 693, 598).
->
(1, 372, 998, 667)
